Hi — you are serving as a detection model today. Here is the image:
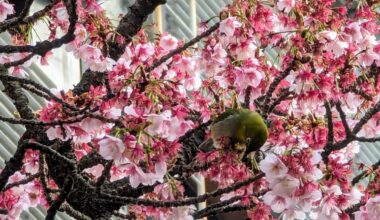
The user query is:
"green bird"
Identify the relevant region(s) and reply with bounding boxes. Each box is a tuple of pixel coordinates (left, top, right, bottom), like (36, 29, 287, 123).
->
(201, 108, 269, 160)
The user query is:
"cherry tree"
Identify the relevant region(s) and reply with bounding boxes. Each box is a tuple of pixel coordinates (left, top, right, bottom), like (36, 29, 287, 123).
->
(0, 0, 379, 219)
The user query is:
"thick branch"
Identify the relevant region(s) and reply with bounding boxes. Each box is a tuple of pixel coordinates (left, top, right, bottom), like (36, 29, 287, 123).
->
(46, 177, 73, 220)
(0, 65, 38, 190)
(108, 0, 167, 59)
(325, 102, 334, 145)
(0, 112, 118, 127)
(59, 203, 91, 220)
(196, 203, 255, 218)
(78, 151, 108, 171)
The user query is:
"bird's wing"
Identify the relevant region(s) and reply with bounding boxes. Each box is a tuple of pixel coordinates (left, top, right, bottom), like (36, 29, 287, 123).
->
(211, 113, 241, 141)
(212, 109, 243, 125)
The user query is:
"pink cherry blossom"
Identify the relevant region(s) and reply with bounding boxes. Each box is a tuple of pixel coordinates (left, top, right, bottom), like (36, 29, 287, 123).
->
(74, 23, 87, 42)
(159, 33, 178, 51)
(86, 0, 104, 15)
(98, 136, 126, 162)
(358, 118, 380, 138)
(0, 189, 21, 219)
(233, 42, 257, 61)
(318, 30, 338, 42)
(346, 22, 363, 42)
(270, 174, 300, 196)
(219, 17, 242, 37)
(183, 73, 202, 91)
(167, 205, 196, 220)
(22, 150, 39, 174)
(364, 196, 380, 218)
(235, 67, 263, 89)
(166, 116, 194, 141)
(260, 154, 288, 179)
(358, 49, 380, 67)
(103, 107, 122, 119)
(263, 191, 290, 213)
(281, 207, 306, 220)
(124, 162, 165, 188)
(135, 43, 155, 62)
(125, 164, 146, 188)
(355, 207, 371, 220)
(83, 164, 104, 179)
(310, 185, 343, 220)
(40, 51, 53, 66)
(146, 110, 172, 137)
(327, 40, 349, 57)
(277, 0, 295, 13)
(46, 125, 72, 141)
(0, 0, 14, 22)
(53, 3, 69, 30)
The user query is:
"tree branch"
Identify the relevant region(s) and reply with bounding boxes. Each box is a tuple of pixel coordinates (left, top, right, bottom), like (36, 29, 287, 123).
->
(196, 203, 255, 218)
(59, 203, 91, 220)
(335, 102, 351, 137)
(352, 158, 380, 185)
(145, 21, 220, 73)
(46, 176, 73, 220)
(0, 65, 38, 190)
(2, 172, 40, 192)
(266, 88, 294, 115)
(260, 60, 297, 118)
(95, 160, 112, 189)
(108, 0, 167, 59)
(193, 190, 266, 219)
(0, 0, 77, 67)
(0, 0, 59, 33)
(27, 141, 76, 165)
(100, 172, 264, 207)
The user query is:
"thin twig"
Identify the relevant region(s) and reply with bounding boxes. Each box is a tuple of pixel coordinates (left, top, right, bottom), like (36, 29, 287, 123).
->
(100, 172, 264, 207)
(0, 0, 59, 33)
(2, 172, 40, 192)
(46, 177, 73, 220)
(0, 0, 78, 67)
(145, 22, 220, 72)
(261, 60, 296, 118)
(27, 141, 76, 165)
(352, 158, 380, 185)
(335, 102, 351, 137)
(193, 190, 266, 219)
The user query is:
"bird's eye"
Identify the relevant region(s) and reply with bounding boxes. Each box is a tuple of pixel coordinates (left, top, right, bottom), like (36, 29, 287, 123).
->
(246, 137, 252, 145)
